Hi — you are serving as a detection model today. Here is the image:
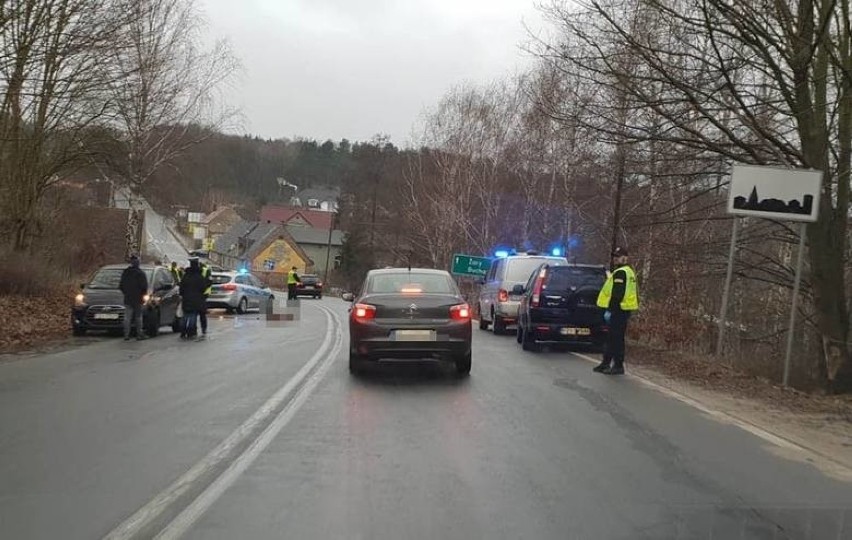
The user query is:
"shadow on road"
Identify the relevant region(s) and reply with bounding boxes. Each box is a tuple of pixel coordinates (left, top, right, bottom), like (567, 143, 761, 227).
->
(349, 360, 470, 388)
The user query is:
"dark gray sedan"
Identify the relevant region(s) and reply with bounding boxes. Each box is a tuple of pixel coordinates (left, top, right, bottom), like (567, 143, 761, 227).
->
(347, 268, 472, 376)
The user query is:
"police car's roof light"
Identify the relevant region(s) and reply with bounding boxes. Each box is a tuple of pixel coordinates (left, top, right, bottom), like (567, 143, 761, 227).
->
(494, 250, 510, 258)
(239, 267, 248, 274)
(552, 247, 563, 257)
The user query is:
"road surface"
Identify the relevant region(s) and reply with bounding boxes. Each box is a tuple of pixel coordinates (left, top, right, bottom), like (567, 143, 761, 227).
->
(1, 299, 850, 539)
(113, 188, 189, 266)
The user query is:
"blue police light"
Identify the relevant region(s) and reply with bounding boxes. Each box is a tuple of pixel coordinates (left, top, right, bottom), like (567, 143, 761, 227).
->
(239, 267, 248, 274)
(494, 250, 510, 258)
(551, 247, 563, 257)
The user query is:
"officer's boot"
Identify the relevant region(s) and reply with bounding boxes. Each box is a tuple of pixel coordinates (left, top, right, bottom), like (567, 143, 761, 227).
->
(593, 354, 611, 373)
(603, 359, 625, 375)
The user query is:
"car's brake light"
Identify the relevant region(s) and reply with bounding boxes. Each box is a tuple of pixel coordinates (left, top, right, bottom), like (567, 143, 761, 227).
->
(498, 289, 509, 303)
(221, 283, 237, 291)
(531, 267, 547, 308)
(449, 303, 471, 321)
(401, 287, 423, 294)
(317, 281, 323, 287)
(352, 303, 376, 322)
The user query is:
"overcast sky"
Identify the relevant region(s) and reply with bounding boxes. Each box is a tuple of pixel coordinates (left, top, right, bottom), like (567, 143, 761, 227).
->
(200, 0, 547, 147)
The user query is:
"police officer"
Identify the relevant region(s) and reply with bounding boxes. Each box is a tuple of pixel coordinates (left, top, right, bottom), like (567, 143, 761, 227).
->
(287, 266, 301, 300)
(170, 261, 183, 284)
(594, 247, 639, 375)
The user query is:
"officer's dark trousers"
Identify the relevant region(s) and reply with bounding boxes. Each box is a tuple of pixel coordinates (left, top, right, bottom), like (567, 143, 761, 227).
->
(604, 311, 631, 367)
(288, 284, 297, 300)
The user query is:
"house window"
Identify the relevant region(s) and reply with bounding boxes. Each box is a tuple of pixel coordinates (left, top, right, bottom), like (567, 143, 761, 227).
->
(307, 199, 319, 207)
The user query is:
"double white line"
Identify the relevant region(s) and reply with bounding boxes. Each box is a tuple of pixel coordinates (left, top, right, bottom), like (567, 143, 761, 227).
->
(104, 304, 344, 540)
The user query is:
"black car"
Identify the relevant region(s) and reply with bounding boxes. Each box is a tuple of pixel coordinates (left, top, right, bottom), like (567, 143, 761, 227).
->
(515, 263, 608, 352)
(347, 268, 472, 376)
(294, 274, 323, 299)
(72, 264, 182, 337)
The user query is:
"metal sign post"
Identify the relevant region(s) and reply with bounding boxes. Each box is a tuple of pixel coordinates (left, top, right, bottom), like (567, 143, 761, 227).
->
(715, 217, 740, 356)
(783, 222, 808, 386)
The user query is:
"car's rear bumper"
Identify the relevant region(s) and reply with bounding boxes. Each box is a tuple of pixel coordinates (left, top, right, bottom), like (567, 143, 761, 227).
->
(294, 287, 322, 296)
(527, 322, 607, 345)
(350, 321, 472, 360)
(495, 301, 520, 321)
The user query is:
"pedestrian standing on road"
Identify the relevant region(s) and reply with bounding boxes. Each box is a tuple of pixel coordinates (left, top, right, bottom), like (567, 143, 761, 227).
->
(198, 262, 213, 338)
(179, 258, 207, 341)
(287, 266, 301, 300)
(594, 247, 639, 375)
(119, 255, 148, 341)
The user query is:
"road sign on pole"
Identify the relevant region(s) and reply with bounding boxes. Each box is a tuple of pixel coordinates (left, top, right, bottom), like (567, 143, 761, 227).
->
(451, 254, 491, 278)
(717, 165, 823, 388)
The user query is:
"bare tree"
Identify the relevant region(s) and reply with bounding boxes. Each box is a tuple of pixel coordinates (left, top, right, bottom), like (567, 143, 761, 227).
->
(102, 0, 239, 255)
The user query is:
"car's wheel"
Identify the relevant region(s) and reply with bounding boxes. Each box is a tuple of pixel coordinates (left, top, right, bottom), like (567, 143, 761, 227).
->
(522, 326, 539, 352)
(145, 309, 160, 337)
(349, 350, 365, 374)
(236, 297, 248, 314)
(317, 294, 323, 299)
(225, 307, 235, 314)
(493, 314, 506, 335)
(172, 316, 182, 334)
(455, 351, 472, 376)
(72, 326, 87, 337)
(478, 308, 489, 331)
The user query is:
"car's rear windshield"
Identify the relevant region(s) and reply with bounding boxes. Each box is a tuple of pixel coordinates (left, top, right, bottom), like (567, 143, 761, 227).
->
(506, 258, 564, 282)
(210, 274, 232, 285)
(88, 268, 154, 289)
(367, 272, 456, 294)
(301, 275, 319, 284)
(544, 266, 607, 291)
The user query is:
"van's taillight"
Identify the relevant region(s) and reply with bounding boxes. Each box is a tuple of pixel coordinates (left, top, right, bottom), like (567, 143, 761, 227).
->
(352, 303, 376, 322)
(531, 267, 547, 308)
(221, 283, 237, 291)
(498, 289, 509, 303)
(450, 303, 471, 321)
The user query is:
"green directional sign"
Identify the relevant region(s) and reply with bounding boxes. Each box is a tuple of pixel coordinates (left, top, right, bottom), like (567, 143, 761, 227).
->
(451, 253, 491, 278)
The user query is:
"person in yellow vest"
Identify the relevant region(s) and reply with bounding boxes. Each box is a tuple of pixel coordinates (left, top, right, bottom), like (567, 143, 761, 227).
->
(287, 266, 301, 300)
(594, 247, 639, 375)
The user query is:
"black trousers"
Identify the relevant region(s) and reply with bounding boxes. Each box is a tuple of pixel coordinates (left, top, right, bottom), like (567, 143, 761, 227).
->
(288, 284, 297, 300)
(604, 311, 631, 367)
(199, 308, 207, 334)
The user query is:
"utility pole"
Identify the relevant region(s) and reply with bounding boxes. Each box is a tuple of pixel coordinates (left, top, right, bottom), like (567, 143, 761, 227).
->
(323, 211, 337, 284)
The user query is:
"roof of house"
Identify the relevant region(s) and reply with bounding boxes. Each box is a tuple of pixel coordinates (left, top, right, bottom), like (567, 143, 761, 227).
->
(213, 220, 313, 265)
(212, 220, 256, 254)
(260, 205, 334, 230)
(296, 187, 340, 209)
(285, 224, 345, 246)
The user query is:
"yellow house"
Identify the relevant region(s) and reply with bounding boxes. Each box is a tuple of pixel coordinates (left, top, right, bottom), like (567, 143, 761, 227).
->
(243, 223, 313, 287)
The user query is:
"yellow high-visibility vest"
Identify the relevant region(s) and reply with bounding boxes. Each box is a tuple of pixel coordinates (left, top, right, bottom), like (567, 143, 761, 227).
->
(287, 270, 299, 285)
(597, 265, 639, 311)
(202, 264, 212, 296)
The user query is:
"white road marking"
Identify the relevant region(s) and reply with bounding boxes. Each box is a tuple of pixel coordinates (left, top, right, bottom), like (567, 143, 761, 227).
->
(571, 351, 852, 475)
(103, 306, 340, 540)
(154, 305, 344, 539)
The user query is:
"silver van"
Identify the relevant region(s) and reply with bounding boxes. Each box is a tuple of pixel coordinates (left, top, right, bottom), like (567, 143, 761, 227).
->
(478, 253, 568, 334)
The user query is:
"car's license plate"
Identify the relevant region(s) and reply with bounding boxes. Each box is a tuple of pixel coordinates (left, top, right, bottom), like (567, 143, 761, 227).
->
(561, 327, 590, 336)
(94, 313, 120, 320)
(394, 329, 435, 341)
(304, 285, 314, 289)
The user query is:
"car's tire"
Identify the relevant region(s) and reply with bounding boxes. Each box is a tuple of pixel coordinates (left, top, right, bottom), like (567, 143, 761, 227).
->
(172, 316, 182, 334)
(145, 309, 160, 337)
(455, 351, 472, 376)
(72, 326, 87, 336)
(478, 309, 489, 331)
(349, 350, 365, 374)
(493, 314, 506, 335)
(225, 307, 235, 314)
(522, 327, 539, 352)
(317, 294, 323, 299)
(236, 297, 248, 314)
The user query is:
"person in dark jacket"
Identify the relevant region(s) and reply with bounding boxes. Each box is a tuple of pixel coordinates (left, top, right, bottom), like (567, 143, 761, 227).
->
(119, 255, 149, 341)
(180, 258, 208, 341)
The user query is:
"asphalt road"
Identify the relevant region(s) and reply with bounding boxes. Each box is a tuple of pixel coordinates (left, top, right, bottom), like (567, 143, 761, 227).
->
(1, 299, 851, 539)
(114, 188, 189, 266)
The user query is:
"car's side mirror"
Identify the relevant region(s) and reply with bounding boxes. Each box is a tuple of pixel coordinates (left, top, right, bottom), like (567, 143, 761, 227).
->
(341, 292, 354, 302)
(511, 284, 525, 295)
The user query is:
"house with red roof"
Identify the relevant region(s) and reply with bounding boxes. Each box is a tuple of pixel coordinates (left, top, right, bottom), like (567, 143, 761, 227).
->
(259, 205, 335, 230)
